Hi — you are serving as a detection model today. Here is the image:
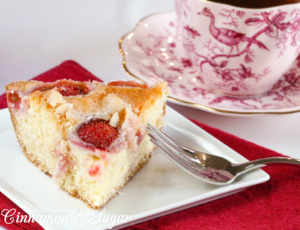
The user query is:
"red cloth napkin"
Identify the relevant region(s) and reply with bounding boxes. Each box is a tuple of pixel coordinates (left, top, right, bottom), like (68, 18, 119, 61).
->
(0, 60, 299, 230)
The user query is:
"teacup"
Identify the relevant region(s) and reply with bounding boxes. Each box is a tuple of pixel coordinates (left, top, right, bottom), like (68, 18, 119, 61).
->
(175, 0, 300, 97)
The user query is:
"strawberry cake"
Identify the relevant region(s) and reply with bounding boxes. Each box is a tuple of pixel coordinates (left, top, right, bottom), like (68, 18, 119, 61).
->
(6, 79, 168, 209)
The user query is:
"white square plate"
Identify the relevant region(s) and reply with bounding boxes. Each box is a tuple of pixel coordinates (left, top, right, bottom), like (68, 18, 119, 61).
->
(0, 107, 269, 229)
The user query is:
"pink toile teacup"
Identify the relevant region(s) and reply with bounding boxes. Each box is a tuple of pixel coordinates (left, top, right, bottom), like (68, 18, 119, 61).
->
(175, 0, 300, 97)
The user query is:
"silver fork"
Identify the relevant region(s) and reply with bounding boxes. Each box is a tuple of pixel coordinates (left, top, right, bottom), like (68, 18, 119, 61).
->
(147, 123, 300, 185)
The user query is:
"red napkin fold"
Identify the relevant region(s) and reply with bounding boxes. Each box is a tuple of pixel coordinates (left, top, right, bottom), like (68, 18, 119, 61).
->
(0, 60, 299, 230)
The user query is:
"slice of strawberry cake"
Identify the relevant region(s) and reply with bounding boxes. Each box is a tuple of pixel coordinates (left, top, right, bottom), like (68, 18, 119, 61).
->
(6, 79, 168, 209)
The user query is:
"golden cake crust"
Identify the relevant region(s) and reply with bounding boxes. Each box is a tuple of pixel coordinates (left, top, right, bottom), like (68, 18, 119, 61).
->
(6, 80, 168, 116)
(5, 80, 42, 93)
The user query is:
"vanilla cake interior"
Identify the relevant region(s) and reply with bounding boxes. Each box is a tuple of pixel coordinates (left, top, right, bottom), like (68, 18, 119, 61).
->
(6, 80, 168, 209)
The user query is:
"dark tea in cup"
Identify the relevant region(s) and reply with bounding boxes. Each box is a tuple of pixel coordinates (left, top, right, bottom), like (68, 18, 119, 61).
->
(207, 0, 300, 8)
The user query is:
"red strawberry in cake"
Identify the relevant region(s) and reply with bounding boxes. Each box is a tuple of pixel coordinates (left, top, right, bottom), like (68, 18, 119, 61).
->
(6, 79, 168, 209)
(77, 119, 119, 151)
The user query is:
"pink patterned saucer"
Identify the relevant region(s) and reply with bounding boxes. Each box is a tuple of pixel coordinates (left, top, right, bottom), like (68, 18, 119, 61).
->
(119, 12, 300, 115)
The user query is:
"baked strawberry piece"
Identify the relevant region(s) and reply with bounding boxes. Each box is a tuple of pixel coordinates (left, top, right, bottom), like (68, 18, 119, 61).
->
(77, 119, 119, 151)
(6, 79, 168, 209)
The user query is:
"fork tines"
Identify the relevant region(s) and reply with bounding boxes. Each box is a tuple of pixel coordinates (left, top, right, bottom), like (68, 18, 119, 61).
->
(147, 123, 201, 175)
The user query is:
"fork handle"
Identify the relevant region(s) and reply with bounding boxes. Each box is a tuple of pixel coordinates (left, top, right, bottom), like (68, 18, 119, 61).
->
(236, 157, 300, 173)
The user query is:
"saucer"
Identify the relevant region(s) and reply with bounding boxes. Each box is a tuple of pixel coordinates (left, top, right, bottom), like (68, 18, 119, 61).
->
(119, 12, 300, 115)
